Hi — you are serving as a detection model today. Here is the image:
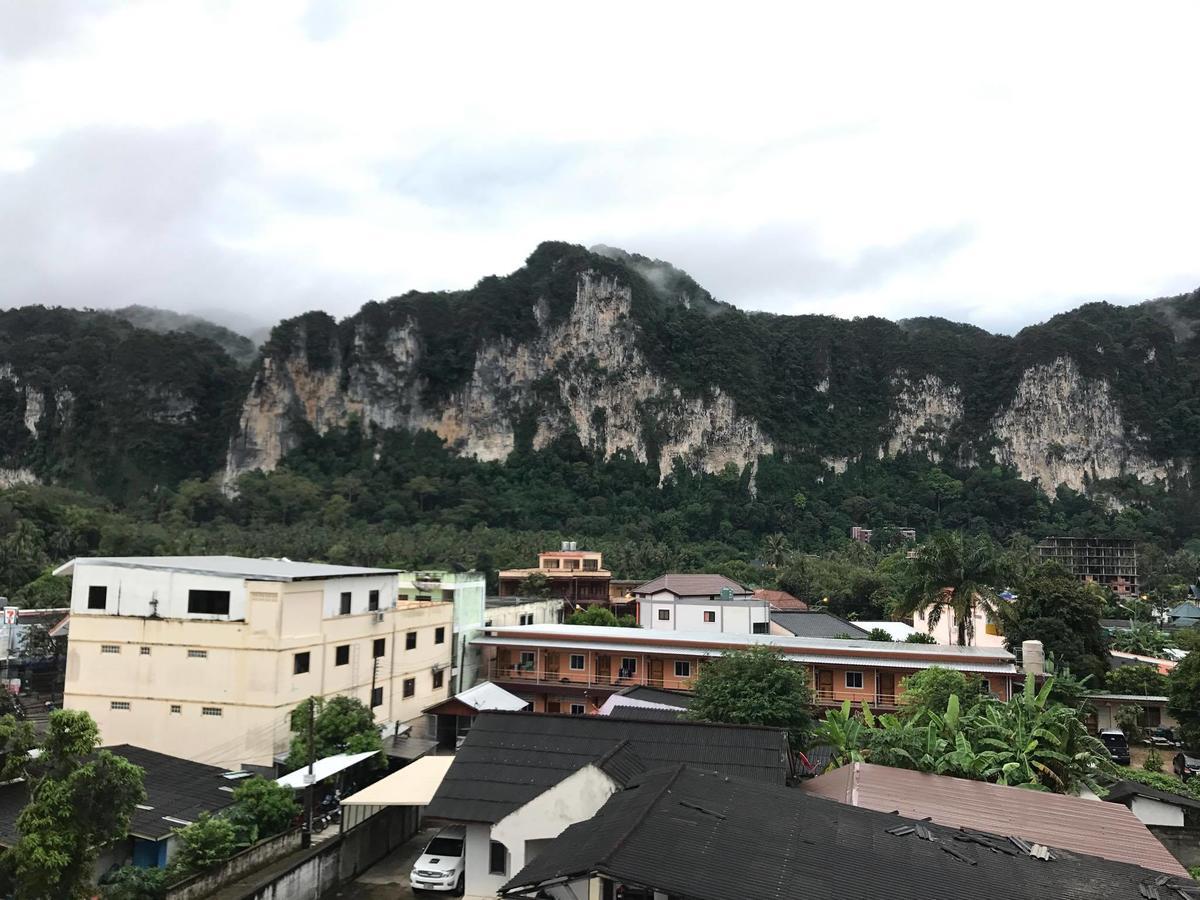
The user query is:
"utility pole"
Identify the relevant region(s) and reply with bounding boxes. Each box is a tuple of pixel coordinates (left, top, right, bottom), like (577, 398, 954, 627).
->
(301, 699, 315, 849)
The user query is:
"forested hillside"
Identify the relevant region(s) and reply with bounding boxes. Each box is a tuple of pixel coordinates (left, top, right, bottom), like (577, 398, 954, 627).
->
(1, 243, 1199, 609)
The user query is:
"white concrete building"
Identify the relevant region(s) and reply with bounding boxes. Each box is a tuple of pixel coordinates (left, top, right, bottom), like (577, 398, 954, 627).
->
(912, 601, 1008, 647)
(633, 574, 769, 634)
(59, 556, 453, 769)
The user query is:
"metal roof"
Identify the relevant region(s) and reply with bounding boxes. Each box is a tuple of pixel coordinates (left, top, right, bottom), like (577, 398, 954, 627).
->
(631, 574, 749, 596)
(803, 762, 1187, 876)
(771, 611, 869, 639)
(502, 766, 1196, 900)
(447, 681, 528, 712)
(276, 751, 378, 788)
(1088, 693, 1170, 703)
(339, 756, 455, 807)
(482, 624, 1015, 659)
(424, 711, 790, 824)
(54, 555, 398, 582)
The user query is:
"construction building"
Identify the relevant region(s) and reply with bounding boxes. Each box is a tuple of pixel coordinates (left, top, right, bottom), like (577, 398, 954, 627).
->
(1036, 536, 1139, 596)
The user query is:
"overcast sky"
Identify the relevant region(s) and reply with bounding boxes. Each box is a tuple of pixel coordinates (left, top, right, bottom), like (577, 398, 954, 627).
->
(3, 1, 1199, 335)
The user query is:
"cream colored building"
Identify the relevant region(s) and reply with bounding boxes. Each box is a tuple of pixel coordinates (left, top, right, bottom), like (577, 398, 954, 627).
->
(58, 556, 453, 770)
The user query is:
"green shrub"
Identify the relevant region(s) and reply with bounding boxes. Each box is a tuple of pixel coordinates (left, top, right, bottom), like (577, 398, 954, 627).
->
(1144, 747, 1164, 773)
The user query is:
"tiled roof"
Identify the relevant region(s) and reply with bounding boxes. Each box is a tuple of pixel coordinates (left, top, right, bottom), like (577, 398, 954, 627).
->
(753, 589, 808, 610)
(423, 711, 790, 824)
(632, 574, 748, 597)
(502, 767, 1199, 899)
(771, 611, 869, 639)
(803, 762, 1187, 876)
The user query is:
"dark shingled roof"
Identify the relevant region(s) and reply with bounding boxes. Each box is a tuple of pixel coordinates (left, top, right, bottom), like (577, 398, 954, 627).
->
(631, 574, 748, 597)
(1104, 779, 1200, 812)
(0, 744, 236, 846)
(424, 711, 791, 824)
(771, 610, 869, 639)
(502, 767, 1200, 900)
(605, 706, 687, 722)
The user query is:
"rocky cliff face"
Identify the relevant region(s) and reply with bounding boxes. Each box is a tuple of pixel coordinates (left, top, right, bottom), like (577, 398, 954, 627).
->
(226, 271, 772, 486)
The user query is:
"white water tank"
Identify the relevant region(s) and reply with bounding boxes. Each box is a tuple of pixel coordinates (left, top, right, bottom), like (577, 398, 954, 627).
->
(1022, 639, 1045, 675)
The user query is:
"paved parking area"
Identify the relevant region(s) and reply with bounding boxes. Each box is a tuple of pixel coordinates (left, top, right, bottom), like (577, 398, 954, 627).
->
(331, 824, 438, 900)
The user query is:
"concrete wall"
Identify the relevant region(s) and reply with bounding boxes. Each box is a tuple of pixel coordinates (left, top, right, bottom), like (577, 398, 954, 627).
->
(912, 604, 1006, 647)
(1131, 796, 1186, 828)
(165, 828, 303, 900)
(639, 594, 768, 634)
(1148, 824, 1200, 870)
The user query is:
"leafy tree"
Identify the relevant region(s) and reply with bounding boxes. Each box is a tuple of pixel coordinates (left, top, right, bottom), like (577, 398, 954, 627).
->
(14, 710, 145, 899)
(1106, 665, 1168, 696)
(166, 813, 237, 880)
(865, 627, 893, 642)
(1167, 650, 1200, 748)
(897, 667, 983, 718)
(10, 570, 70, 609)
(0, 714, 37, 781)
(516, 573, 552, 598)
(904, 631, 937, 644)
(98, 865, 167, 900)
(687, 646, 812, 747)
(763, 533, 789, 568)
(900, 532, 1005, 645)
(565, 607, 635, 627)
(285, 695, 383, 771)
(1005, 563, 1109, 682)
(1110, 622, 1174, 656)
(226, 777, 299, 844)
(1114, 704, 1144, 742)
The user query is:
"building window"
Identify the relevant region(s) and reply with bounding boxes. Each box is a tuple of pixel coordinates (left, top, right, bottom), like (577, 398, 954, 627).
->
(170, 704, 181, 714)
(570, 703, 586, 716)
(201, 707, 222, 717)
(294, 652, 310, 675)
(335, 645, 350, 666)
(435, 627, 445, 645)
(187, 649, 208, 659)
(371, 686, 383, 708)
(373, 638, 385, 659)
(569, 654, 585, 670)
(398, 594, 409, 602)
(416, 594, 432, 602)
(339, 592, 352, 615)
(518, 613, 532, 625)
(110, 701, 130, 711)
(403, 678, 415, 698)
(620, 657, 637, 676)
(406, 631, 417, 650)
(845, 671, 864, 689)
(368, 590, 380, 612)
(519, 650, 536, 669)
(187, 590, 230, 616)
(657, 609, 670, 620)
(101, 645, 120, 654)
(675, 660, 691, 678)
(87, 585, 108, 610)
(752, 622, 768, 634)
(544, 559, 560, 569)
(139, 646, 151, 656)
(433, 669, 444, 689)
(703, 610, 716, 623)
(489, 841, 507, 876)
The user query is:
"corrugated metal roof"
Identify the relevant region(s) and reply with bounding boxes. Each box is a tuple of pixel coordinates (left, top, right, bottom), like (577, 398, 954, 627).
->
(472, 636, 1017, 674)
(55, 555, 398, 581)
(803, 762, 1187, 876)
(483, 624, 1015, 659)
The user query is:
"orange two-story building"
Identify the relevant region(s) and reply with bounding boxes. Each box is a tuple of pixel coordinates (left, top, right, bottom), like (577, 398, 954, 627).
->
(472, 624, 1019, 716)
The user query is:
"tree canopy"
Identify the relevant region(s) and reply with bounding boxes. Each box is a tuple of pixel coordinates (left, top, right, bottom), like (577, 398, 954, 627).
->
(1005, 563, 1109, 682)
(286, 695, 383, 771)
(686, 646, 812, 747)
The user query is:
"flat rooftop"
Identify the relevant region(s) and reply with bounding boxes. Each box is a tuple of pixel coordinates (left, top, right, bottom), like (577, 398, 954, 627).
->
(55, 555, 399, 582)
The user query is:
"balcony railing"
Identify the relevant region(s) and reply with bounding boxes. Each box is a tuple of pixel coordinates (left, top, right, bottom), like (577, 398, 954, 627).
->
(488, 660, 680, 691)
(813, 689, 898, 708)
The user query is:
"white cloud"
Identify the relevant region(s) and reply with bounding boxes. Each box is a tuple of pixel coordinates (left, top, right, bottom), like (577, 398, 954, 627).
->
(1, 0, 1198, 334)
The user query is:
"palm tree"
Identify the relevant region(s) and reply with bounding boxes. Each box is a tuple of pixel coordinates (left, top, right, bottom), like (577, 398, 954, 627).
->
(901, 531, 1005, 646)
(763, 533, 789, 569)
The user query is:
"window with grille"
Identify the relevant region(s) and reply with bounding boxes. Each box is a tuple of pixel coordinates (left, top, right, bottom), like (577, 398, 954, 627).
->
(335, 645, 350, 666)
(87, 585, 108, 610)
(201, 707, 222, 717)
(403, 678, 415, 698)
(170, 704, 181, 714)
(110, 701, 130, 710)
(187, 649, 207, 659)
(101, 645, 120, 654)
(657, 609, 670, 620)
(140, 646, 151, 656)
(371, 686, 383, 708)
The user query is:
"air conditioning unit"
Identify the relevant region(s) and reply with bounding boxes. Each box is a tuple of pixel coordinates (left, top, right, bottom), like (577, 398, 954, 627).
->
(374, 612, 385, 624)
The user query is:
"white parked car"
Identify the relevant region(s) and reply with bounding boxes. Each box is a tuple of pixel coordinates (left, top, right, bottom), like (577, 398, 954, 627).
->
(410, 825, 466, 894)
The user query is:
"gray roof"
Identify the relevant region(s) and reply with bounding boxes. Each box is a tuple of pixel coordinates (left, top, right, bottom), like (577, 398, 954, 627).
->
(502, 767, 1199, 900)
(771, 611, 870, 639)
(617, 686, 695, 709)
(56, 555, 398, 582)
(423, 711, 791, 824)
(631, 574, 749, 597)
(1105, 779, 1200, 812)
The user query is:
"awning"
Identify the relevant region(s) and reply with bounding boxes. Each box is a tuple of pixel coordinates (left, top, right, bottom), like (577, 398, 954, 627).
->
(339, 755, 454, 807)
(275, 750, 377, 789)
(423, 681, 528, 715)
